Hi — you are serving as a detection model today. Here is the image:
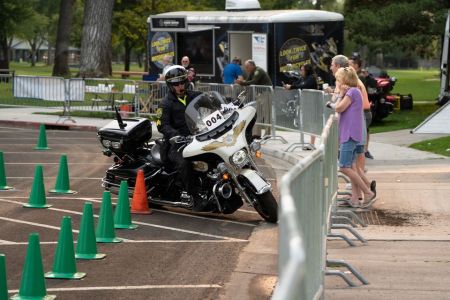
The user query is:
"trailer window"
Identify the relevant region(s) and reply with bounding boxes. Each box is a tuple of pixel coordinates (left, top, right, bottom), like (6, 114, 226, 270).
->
(177, 30, 214, 76)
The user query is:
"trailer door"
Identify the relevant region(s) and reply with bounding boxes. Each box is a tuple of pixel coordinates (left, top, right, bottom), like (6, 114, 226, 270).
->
(228, 32, 253, 65)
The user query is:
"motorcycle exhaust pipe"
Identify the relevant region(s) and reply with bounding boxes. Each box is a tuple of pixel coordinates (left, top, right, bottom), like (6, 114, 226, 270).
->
(214, 182, 233, 199)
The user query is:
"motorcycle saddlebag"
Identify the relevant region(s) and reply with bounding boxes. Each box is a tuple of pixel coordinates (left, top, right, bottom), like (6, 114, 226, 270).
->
(98, 118, 152, 153)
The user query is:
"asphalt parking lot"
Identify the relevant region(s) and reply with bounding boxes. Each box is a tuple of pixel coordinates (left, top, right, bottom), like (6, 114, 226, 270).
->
(0, 125, 279, 300)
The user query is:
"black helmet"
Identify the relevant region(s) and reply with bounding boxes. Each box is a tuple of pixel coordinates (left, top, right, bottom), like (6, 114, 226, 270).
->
(164, 65, 188, 94)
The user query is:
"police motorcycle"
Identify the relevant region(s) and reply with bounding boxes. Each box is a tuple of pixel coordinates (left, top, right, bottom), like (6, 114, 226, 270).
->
(281, 65, 301, 128)
(98, 91, 278, 223)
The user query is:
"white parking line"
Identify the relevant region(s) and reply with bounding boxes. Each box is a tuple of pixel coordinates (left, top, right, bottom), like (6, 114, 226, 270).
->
(0, 144, 96, 146)
(0, 216, 79, 233)
(0, 137, 97, 140)
(5, 163, 110, 165)
(152, 209, 257, 227)
(7, 177, 103, 180)
(0, 239, 247, 246)
(8, 284, 222, 293)
(0, 239, 15, 244)
(2, 152, 99, 155)
(0, 198, 247, 242)
(237, 209, 259, 214)
(0, 196, 258, 227)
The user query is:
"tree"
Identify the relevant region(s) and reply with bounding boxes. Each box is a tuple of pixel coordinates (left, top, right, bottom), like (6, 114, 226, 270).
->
(113, 0, 200, 72)
(53, 0, 77, 76)
(0, 0, 34, 69)
(14, 0, 59, 67)
(344, 0, 447, 64)
(79, 0, 115, 77)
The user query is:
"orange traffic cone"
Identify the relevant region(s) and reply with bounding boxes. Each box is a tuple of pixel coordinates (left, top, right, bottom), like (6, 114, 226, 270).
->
(130, 169, 151, 214)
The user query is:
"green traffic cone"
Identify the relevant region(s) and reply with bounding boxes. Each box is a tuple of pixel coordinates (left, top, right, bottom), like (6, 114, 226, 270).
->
(0, 152, 13, 190)
(0, 254, 7, 300)
(114, 181, 138, 229)
(45, 216, 86, 279)
(49, 155, 76, 194)
(35, 124, 50, 150)
(96, 191, 122, 243)
(76, 202, 106, 260)
(11, 233, 56, 300)
(24, 165, 51, 208)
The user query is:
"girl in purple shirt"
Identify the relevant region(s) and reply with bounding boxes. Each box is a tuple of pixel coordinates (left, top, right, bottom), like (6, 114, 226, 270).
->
(333, 67, 376, 207)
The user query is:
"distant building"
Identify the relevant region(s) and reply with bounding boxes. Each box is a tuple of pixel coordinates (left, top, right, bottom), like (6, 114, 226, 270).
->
(9, 37, 80, 65)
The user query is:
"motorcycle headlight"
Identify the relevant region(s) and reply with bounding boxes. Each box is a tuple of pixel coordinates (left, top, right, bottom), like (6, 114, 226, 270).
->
(230, 149, 248, 167)
(111, 141, 121, 149)
(102, 139, 112, 148)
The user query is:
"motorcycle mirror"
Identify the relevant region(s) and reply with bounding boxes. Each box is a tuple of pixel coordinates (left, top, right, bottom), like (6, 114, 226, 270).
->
(237, 90, 246, 101)
(169, 135, 181, 145)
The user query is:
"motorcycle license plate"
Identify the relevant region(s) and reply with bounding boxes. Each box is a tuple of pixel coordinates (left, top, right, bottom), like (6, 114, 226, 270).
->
(202, 110, 226, 130)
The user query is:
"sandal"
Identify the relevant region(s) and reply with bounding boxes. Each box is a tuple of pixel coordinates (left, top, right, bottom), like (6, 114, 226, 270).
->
(361, 193, 377, 208)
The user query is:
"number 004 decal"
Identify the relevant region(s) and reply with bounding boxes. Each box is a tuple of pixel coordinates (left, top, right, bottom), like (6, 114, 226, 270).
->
(202, 110, 225, 130)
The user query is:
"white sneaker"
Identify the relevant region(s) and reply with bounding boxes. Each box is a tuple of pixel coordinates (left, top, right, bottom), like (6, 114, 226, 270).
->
(345, 183, 352, 190)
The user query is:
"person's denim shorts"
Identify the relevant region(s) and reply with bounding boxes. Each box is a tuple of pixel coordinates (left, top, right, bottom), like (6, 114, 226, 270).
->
(339, 139, 358, 168)
(355, 144, 365, 155)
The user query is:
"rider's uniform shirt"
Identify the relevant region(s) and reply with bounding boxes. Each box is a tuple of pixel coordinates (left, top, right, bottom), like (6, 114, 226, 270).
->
(157, 90, 201, 140)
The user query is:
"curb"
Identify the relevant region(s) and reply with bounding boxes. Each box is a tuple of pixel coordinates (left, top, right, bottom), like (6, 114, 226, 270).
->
(261, 146, 301, 166)
(0, 120, 100, 132)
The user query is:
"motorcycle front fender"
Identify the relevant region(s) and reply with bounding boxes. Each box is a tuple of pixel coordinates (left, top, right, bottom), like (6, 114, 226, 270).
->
(238, 169, 271, 195)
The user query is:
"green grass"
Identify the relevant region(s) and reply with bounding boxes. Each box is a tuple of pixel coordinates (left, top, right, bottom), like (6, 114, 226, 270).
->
(36, 110, 130, 119)
(8, 62, 145, 79)
(410, 136, 450, 157)
(370, 103, 439, 133)
(35, 110, 157, 121)
(388, 69, 440, 102)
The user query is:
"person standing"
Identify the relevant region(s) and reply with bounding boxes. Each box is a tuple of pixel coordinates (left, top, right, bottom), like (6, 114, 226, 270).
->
(181, 56, 194, 70)
(283, 63, 318, 90)
(328, 67, 376, 208)
(328, 55, 376, 207)
(236, 60, 272, 86)
(181, 56, 196, 86)
(349, 56, 375, 159)
(222, 57, 244, 84)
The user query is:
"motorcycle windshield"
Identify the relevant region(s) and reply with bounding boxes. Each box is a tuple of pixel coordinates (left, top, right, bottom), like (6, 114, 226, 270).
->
(185, 92, 235, 135)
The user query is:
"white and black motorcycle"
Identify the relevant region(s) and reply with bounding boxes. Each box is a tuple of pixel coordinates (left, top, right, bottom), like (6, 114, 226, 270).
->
(98, 92, 278, 223)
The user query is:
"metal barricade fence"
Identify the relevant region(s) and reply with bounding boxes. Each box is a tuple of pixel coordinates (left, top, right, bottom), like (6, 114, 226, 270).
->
(68, 78, 138, 113)
(301, 89, 326, 137)
(134, 81, 168, 117)
(273, 114, 338, 300)
(2, 75, 67, 108)
(273, 87, 302, 131)
(195, 82, 234, 98)
(251, 85, 274, 134)
(323, 92, 333, 121)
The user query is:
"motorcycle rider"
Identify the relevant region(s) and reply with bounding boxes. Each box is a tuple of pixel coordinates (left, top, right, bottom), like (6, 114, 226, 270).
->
(156, 65, 202, 204)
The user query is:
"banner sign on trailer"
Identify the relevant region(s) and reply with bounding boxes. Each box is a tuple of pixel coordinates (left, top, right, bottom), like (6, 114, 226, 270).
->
(252, 33, 268, 72)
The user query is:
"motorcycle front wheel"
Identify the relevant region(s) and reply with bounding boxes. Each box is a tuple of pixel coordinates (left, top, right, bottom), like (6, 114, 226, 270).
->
(252, 191, 278, 223)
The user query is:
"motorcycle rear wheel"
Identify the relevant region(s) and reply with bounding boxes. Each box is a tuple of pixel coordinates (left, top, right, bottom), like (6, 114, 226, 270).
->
(253, 191, 278, 223)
